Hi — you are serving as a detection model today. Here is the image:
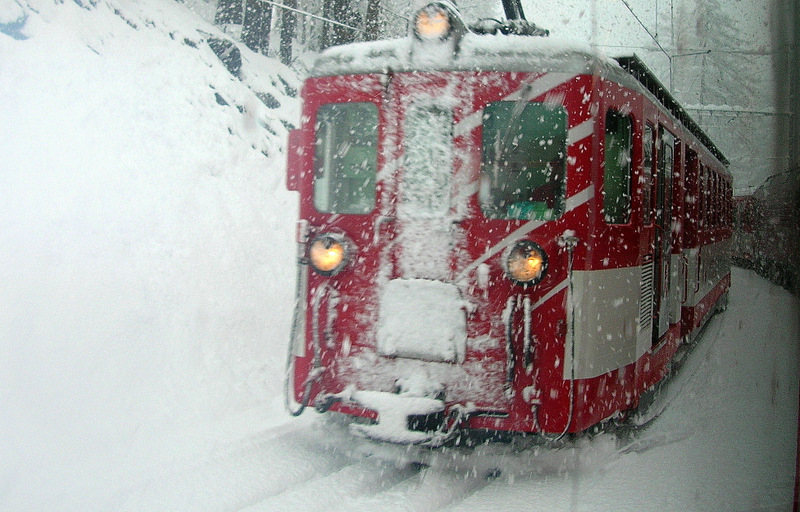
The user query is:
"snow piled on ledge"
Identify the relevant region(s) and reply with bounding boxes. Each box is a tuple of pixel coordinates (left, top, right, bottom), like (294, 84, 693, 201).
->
(310, 32, 601, 77)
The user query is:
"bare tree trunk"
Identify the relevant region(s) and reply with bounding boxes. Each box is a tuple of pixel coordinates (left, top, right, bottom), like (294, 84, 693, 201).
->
(364, 0, 380, 41)
(215, 0, 243, 26)
(280, 0, 297, 64)
(321, 1, 334, 49)
(242, 0, 272, 54)
(322, 0, 359, 49)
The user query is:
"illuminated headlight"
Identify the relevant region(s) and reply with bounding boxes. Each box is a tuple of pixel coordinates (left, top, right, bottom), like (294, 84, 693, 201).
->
(308, 233, 351, 276)
(504, 240, 548, 285)
(414, 3, 453, 41)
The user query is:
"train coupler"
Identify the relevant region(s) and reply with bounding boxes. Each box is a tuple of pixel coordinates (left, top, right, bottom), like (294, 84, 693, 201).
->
(347, 390, 473, 447)
(348, 390, 445, 445)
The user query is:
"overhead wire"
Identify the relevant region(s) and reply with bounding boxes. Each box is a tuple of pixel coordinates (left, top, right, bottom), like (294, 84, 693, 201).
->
(618, 0, 671, 64)
(256, 0, 365, 33)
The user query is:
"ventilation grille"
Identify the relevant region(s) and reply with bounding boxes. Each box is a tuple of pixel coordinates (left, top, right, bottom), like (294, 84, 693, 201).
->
(639, 255, 655, 331)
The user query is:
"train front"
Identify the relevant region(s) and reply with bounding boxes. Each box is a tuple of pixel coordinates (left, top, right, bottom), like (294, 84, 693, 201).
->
(285, 2, 603, 444)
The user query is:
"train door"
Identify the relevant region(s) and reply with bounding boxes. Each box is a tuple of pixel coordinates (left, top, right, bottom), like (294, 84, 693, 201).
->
(638, 122, 656, 350)
(652, 128, 675, 345)
(299, 76, 386, 364)
(373, 72, 475, 365)
(683, 149, 700, 310)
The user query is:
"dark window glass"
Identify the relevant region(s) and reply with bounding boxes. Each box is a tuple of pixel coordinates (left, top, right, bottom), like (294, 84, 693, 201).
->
(480, 102, 567, 221)
(701, 165, 709, 230)
(313, 102, 378, 214)
(604, 110, 633, 224)
(642, 124, 654, 225)
(712, 172, 718, 227)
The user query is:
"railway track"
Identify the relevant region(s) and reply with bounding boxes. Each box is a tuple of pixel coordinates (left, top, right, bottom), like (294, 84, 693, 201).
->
(114, 270, 796, 512)
(116, 411, 687, 512)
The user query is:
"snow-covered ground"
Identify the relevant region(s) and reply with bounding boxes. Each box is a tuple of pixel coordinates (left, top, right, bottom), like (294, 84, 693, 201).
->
(1, 1, 798, 511)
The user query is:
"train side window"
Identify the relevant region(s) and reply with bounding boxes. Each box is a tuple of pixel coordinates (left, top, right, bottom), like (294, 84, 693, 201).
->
(479, 101, 567, 221)
(703, 166, 711, 230)
(722, 176, 728, 226)
(603, 110, 633, 224)
(703, 166, 708, 229)
(642, 123, 655, 225)
(313, 102, 378, 214)
(708, 171, 714, 227)
(699, 165, 706, 230)
(712, 171, 719, 227)
(727, 181, 733, 227)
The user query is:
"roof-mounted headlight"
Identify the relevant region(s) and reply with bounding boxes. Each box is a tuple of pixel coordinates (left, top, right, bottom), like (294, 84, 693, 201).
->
(413, 2, 464, 42)
(415, 4, 452, 40)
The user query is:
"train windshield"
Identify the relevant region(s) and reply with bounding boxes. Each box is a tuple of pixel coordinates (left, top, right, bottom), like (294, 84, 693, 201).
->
(313, 102, 378, 214)
(480, 102, 567, 221)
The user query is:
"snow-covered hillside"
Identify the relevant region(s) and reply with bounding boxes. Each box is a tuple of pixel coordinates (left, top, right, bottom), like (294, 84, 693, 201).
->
(0, 0, 299, 508)
(1, 1, 798, 511)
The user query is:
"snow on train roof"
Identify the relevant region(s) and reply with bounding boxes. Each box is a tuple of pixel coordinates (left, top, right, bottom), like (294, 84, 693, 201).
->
(309, 33, 605, 77)
(309, 33, 728, 169)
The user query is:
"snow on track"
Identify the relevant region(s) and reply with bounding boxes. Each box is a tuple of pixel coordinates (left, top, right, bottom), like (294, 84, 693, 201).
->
(115, 418, 353, 511)
(118, 268, 798, 512)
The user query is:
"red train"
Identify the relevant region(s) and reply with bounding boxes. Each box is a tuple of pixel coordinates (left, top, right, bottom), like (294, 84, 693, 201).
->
(285, 1, 732, 445)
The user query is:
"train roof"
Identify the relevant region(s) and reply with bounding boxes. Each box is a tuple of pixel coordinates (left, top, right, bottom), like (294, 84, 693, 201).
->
(615, 55, 729, 167)
(309, 33, 600, 78)
(309, 36, 728, 168)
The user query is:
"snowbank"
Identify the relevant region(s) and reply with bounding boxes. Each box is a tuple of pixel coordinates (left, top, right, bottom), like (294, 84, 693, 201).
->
(0, 0, 298, 509)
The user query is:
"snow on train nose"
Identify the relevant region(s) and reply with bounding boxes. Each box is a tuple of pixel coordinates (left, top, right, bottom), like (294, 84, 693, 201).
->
(343, 278, 472, 445)
(376, 278, 469, 363)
